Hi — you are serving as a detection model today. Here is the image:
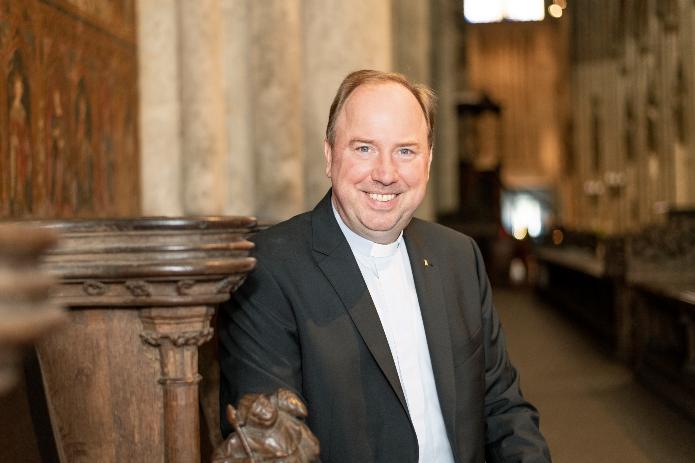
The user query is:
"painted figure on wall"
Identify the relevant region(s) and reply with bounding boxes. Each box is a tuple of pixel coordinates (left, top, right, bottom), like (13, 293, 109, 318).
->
(47, 89, 67, 213)
(0, 0, 140, 220)
(7, 52, 33, 215)
(95, 78, 117, 212)
(74, 79, 94, 213)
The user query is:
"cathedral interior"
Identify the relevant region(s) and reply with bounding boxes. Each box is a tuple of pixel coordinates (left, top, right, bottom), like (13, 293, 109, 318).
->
(1, 0, 695, 461)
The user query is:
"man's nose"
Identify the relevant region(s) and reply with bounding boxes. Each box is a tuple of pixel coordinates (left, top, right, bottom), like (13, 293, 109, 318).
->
(371, 153, 399, 185)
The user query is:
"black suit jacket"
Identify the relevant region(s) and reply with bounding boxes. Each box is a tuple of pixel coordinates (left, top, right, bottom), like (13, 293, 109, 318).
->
(219, 191, 550, 462)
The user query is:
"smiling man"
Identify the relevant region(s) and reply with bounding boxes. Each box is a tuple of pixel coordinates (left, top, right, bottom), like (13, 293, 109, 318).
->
(219, 70, 551, 463)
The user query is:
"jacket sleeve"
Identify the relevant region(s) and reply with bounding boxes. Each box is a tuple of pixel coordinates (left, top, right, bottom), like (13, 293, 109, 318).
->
(471, 241, 552, 462)
(217, 257, 303, 437)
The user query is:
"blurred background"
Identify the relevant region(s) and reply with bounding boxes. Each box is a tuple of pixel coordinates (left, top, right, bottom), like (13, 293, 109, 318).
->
(1, 1, 695, 461)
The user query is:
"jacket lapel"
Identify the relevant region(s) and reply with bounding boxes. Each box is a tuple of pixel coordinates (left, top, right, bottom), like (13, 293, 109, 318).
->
(311, 192, 408, 414)
(404, 220, 457, 441)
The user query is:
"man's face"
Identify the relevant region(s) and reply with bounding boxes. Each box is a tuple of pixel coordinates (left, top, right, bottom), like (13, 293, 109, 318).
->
(324, 82, 431, 244)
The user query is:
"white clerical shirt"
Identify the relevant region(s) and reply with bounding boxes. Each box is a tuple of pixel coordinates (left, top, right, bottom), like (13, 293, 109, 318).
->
(333, 206, 455, 463)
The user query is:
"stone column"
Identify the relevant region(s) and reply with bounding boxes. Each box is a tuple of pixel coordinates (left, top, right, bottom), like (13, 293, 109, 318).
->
(249, 0, 304, 221)
(221, 0, 255, 216)
(179, 0, 228, 215)
(392, 0, 435, 220)
(431, 0, 462, 215)
(301, 0, 393, 209)
(137, 0, 184, 215)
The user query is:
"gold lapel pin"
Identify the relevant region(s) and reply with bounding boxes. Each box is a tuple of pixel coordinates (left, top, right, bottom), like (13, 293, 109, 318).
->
(424, 259, 430, 267)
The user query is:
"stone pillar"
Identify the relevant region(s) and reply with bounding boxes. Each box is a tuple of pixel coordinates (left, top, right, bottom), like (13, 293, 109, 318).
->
(393, 0, 434, 220)
(179, 0, 228, 215)
(431, 0, 461, 215)
(221, 0, 255, 216)
(301, 0, 393, 210)
(137, 0, 184, 215)
(249, 0, 304, 221)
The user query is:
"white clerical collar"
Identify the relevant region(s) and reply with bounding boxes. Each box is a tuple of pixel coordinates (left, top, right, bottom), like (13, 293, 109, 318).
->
(332, 202, 402, 258)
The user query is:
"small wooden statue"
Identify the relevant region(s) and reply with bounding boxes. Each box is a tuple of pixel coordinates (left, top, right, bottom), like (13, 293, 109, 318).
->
(212, 388, 320, 463)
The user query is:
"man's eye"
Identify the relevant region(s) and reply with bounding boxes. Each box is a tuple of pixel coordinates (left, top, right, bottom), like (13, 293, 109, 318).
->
(357, 145, 371, 153)
(398, 148, 414, 156)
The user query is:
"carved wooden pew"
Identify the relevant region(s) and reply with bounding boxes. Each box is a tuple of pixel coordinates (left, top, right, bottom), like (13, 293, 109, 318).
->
(534, 230, 627, 352)
(626, 215, 695, 420)
(27, 217, 256, 463)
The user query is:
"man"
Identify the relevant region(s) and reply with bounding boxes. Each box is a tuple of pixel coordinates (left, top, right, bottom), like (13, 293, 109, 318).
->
(219, 70, 551, 462)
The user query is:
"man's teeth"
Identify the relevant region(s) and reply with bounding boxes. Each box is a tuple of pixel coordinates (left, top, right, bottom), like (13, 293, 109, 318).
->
(368, 193, 396, 202)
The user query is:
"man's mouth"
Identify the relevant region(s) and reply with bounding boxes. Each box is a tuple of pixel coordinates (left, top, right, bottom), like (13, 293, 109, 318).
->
(367, 193, 397, 202)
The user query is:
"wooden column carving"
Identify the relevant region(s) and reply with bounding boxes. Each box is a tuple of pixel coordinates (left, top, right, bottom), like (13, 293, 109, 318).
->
(0, 225, 63, 395)
(24, 217, 256, 463)
(140, 306, 214, 463)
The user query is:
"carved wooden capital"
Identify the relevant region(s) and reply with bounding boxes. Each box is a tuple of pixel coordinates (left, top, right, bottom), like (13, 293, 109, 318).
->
(141, 326, 215, 348)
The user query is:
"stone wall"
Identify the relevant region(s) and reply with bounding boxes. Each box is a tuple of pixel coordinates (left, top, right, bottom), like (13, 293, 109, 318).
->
(138, 0, 464, 222)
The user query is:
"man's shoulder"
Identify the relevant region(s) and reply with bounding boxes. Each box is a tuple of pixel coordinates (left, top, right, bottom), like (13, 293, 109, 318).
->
(251, 211, 313, 259)
(407, 218, 475, 246)
(406, 218, 482, 267)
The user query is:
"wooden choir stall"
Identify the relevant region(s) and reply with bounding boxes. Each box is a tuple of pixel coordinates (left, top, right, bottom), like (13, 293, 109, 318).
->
(7, 217, 258, 462)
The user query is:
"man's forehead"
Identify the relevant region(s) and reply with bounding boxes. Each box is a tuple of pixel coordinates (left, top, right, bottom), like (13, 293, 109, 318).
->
(336, 82, 428, 136)
(343, 81, 418, 109)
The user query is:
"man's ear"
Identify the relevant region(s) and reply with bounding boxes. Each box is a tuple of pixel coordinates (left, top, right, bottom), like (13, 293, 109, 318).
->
(427, 146, 433, 179)
(323, 139, 332, 178)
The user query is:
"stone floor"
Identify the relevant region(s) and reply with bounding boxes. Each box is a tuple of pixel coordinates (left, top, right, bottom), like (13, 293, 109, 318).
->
(493, 288, 695, 463)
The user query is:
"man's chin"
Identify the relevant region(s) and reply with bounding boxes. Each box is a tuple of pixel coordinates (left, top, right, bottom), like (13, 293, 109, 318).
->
(359, 219, 406, 242)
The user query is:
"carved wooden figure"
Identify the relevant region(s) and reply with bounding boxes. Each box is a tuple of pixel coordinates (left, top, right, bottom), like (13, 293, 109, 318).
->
(213, 389, 320, 463)
(22, 216, 256, 463)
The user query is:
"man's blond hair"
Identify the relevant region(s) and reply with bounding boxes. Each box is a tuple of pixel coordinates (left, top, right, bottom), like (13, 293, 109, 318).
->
(325, 69, 437, 148)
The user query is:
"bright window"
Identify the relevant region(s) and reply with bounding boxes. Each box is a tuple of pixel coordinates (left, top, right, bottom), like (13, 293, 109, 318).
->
(464, 0, 545, 23)
(502, 191, 549, 240)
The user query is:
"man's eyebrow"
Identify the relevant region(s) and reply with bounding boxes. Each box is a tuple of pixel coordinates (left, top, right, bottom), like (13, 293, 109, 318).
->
(395, 141, 421, 147)
(348, 139, 423, 147)
(348, 138, 376, 145)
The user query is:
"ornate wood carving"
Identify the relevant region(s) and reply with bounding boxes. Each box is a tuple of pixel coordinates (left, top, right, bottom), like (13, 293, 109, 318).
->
(213, 389, 320, 463)
(19, 216, 257, 463)
(0, 224, 64, 395)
